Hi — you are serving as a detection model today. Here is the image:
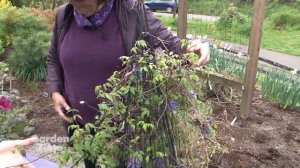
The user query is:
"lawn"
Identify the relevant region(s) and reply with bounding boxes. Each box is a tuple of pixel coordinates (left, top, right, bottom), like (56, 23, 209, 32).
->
(155, 1, 300, 56)
(155, 14, 300, 56)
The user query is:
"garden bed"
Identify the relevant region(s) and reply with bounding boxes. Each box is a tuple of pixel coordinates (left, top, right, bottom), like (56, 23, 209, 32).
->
(209, 91, 300, 167)
(14, 81, 300, 167)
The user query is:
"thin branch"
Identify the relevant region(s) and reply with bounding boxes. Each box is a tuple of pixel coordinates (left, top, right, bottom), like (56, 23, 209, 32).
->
(5, 151, 53, 168)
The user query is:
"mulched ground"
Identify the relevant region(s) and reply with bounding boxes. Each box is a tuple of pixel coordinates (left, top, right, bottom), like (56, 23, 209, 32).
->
(15, 81, 300, 167)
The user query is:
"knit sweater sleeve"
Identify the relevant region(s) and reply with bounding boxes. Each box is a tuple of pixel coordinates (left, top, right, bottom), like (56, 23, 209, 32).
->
(144, 6, 183, 54)
(46, 7, 64, 96)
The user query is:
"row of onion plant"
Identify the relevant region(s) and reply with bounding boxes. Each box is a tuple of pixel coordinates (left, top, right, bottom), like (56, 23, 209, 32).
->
(208, 47, 300, 109)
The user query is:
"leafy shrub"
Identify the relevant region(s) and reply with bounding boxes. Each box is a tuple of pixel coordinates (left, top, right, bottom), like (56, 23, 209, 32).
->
(0, 39, 4, 55)
(0, 62, 32, 139)
(0, 0, 14, 47)
(9, 31, 50, 81)
(26, 8, 55, 31)
(0, 6, 50, 81)
(10, 0, 68, 9)
(0, 0, 11, 8)
(216, 3, 251, 36)
(272, 13, 300, 29)
(0, 7, 47, 37)
(0, 102, 32, 139)
(0, 61, 9, 76)
(217, 4, 246, 28)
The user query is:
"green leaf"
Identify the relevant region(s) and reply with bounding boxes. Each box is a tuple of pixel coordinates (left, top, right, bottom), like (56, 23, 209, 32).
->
(145, 156, 150, 164)
(99, 103, 109, 111)
(131, 47, 138, 54)
(130, 87, 136, 95)
(104, 93, 114, 102)
(141, 108, 150, 118)
(156, 152, 165, 158)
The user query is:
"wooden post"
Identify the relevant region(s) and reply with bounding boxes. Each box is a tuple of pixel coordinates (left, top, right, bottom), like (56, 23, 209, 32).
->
(177, 0, 187, 39)
(240, 0, 266, 119)
(173, 0, 178, 18)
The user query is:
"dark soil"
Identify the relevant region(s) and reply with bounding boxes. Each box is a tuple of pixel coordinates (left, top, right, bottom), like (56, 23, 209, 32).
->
(14, 81, 300, 167)
(209, 91, 300, 168)
(14, 81, 67, 138)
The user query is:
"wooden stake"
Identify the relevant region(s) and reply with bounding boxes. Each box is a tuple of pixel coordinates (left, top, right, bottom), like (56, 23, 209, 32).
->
(240, 0, 266, 119)
(173, 0, 178, 18)
(177, 0, 187, 39)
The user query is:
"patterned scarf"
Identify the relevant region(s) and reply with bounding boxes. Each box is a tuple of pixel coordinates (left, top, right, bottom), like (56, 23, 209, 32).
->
(73, 0, 115, 29)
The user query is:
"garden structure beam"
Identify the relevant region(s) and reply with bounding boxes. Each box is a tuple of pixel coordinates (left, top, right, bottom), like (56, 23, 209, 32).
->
(196, 71, 243, 90)
(177, 0, 187, 39)
(240, 0, 266, 119)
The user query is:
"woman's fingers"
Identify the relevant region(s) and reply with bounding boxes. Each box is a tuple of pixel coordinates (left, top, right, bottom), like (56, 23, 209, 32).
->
(55, 107, 72, 122)
(52, 92, 72, 122)
(188, 41, 210, 67)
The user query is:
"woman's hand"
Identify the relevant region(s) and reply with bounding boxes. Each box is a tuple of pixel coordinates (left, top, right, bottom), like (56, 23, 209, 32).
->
(52, 92, 72, 122)
(0, 137, 38, 168)
(187, 39, 210, 66)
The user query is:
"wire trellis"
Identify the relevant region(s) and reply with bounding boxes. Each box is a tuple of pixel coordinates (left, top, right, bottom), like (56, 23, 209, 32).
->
(185, 0, 252, 57)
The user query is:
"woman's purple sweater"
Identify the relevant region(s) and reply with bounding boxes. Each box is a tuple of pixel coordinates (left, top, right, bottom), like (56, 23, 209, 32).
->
(60, 8, 125, 124)
(47, 1, 182, 124)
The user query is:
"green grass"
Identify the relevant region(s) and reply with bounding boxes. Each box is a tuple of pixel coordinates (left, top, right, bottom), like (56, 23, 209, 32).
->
(262, 5, 300, 55)
(156, 15, 250, 46)
(157, 2, 300, 56)
(188, 0, 253, 15)
(262, 28, 300, 56)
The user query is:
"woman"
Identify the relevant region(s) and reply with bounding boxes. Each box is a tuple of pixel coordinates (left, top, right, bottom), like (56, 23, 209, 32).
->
(47, 0, 209, 167)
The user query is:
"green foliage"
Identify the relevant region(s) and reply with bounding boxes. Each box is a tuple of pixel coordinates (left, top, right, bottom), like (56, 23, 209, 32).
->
(207, 47, 246, 81)
(0, 39, 4, 55)
(208, 47, 300, 109)
(188, 0, 300, 15)
(9, 0, 22, 7)
(261, 70, 300, 108)
(0, 0, 11, 8)
(0, 61, 9, 75)
(0, 104, 32, 138)
(9, 31, 50, 81)
(0, 62, 32, 138)
(0, 1, 14, 47)
(157, 4, 300, 56)
(10, 0, 68, 9)
(0, 6, 50, 81)
(216, 3, 250, 36)
(0, 7, 47, 38)
(270, 11, 300, 30)
(60, 40, 223, 167)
